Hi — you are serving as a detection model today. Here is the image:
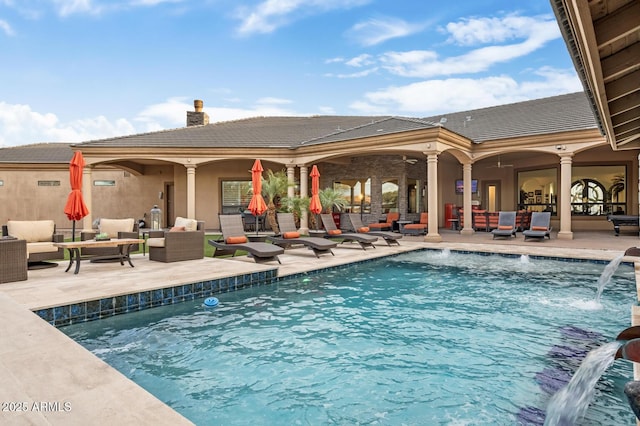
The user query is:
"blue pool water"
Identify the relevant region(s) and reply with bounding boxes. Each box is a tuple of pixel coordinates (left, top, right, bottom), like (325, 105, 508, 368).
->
(62, 250, 637, 425)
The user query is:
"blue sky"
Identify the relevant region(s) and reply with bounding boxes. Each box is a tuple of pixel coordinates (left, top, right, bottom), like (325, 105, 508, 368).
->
(0, 0, 583, 147)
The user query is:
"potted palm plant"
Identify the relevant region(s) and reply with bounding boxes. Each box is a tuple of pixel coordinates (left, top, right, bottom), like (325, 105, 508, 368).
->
(261, 169, 291, 233)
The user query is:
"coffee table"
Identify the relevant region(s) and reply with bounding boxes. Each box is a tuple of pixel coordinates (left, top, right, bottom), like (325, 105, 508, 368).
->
(54, 238, 143, 274)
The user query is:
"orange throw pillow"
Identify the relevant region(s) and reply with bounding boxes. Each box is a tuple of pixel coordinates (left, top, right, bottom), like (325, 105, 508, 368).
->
(283, 231, 300, 239)
(226, 236, 248, 244)
(531, 226, 548, 231)
(358, 227, 370, 233)
(498, 225, 512, 230)
(169, 226, 186, 232)
(328, 229, 342, 235)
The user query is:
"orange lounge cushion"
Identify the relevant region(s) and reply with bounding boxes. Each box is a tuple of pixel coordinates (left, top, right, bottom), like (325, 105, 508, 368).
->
(498, 225, 513, 230)
(328, 229, 342, 235)
(404, 223, 426, 230)
(226, 236, 248, 244)
(283, 231, 300, 239)
(531, 226, 548, 231)
(169, 226, 186, 232)
(369, 223, 390, 228)
(358, 227, 370, 233)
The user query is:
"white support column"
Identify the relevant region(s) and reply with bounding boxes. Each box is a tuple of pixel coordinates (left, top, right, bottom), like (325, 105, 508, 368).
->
(557, 154, 574, 240)
(186, 165, 197, 219)
(460, 162, 474, 235)
(287, 166, 295, 199)
(82, 166, 93, 231)
(299, 165, 309, 233)
(425, 153, 442, 242)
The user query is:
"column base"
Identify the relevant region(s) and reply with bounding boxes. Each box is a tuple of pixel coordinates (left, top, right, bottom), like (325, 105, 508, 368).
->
(557, 231, 574, 240)
(459, 228, 475, 236)
(424, 233, 443, 242)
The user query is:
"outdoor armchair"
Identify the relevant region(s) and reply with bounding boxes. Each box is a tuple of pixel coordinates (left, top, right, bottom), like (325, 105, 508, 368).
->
(81, 218, 139, 258)
(147, 217, 205, 262)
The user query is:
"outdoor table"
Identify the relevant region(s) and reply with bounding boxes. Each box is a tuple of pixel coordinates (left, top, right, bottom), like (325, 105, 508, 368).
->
(54, 238, 143, 274)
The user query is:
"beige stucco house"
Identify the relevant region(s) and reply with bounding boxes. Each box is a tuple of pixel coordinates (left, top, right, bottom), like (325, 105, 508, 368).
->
(1, 91, 637, 242)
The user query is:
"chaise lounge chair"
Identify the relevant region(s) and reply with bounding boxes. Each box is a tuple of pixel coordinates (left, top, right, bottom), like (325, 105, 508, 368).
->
(346, 214, 402, 246)
(522, 212, 552, 241)
(320, 214, 378, 250)
(267, 213, 337, 258)
(208, 214, 284, 263)
(491, 211, 517, 239)
(367, 212, 400, 231)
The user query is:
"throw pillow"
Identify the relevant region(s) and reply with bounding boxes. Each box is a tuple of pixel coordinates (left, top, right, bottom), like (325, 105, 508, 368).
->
(226, 236, 248, 244)
(283, 231, 300, 239)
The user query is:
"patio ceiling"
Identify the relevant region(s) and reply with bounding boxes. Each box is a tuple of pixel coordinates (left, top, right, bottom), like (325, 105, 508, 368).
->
(552, 0, 640, 150)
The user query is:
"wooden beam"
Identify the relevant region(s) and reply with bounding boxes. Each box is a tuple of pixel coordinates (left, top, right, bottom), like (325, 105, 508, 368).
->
(608, 91, 640, 116)
(611, 107, 640, 127)
(604, 68, 640, 101)
(594, 1, 640, 48)
(601, 42, 640, 83)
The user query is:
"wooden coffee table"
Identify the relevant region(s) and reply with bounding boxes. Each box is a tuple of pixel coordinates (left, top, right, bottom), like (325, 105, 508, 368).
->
(54, 238, 143, 274)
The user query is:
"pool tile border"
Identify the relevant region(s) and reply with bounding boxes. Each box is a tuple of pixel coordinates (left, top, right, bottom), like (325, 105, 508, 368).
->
(39, 248, 632, 328)
(38, 268, 278, 327)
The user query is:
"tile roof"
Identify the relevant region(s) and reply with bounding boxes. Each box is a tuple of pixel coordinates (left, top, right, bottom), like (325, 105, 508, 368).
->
(0, 143, 73, 163)
(423, 92, 597, 142)
(77, 116, 391, 149)
(296, 116, 438, 146)
(0, 92, 600, 164)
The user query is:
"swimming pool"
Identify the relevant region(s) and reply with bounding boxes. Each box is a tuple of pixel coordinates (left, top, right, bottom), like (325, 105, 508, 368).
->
(62, 250, 637, 425)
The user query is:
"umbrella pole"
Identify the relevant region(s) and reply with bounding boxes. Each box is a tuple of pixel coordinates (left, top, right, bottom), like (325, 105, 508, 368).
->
(72, 220, 76, 242)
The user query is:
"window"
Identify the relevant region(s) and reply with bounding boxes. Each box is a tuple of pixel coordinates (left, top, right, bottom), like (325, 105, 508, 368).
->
(334, 178, 371, 213)
(381, 179, 398, 213)
(93, 180, 116, 186)
(221, 180, 252, 214)
(517, 168, 557, 215)
(570, 165, 626, 215)
(38, 180, 60, 186)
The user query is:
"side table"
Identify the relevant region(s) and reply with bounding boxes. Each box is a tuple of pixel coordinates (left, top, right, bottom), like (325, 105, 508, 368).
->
(0, 239, 28, 283)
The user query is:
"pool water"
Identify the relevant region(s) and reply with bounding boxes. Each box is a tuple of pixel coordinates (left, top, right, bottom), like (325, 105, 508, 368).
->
(62, 250, 637, 425)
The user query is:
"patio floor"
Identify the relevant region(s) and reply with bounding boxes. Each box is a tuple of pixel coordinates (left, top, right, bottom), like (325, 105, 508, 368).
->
(1, 228, 639, 425)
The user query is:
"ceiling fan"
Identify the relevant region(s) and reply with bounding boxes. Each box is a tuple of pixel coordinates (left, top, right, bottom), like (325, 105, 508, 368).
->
(402, 155, 418, 165)
(487, 156, 513, 169)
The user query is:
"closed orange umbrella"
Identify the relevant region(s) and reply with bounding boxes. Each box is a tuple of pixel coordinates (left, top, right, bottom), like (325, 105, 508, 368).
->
(309, 165, 322, 230)
(63, 151, 90, 241)
(248, 159, 267, 232)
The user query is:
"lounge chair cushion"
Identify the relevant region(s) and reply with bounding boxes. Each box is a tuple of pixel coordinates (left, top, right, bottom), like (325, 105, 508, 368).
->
(283, 232, 300, 239)
(532, 226, 548, 231)
(328, 229, 342, 235)
(27, 242, 60, 254)
(99, 218, 135, 238)
(169, 226, 186, 232)
(7, 220, 54, 243)
(358, 227, 370, 233)
(227, 236, 248, 244)
(175, 216, 198, 231)
(498, 225, 512, 230)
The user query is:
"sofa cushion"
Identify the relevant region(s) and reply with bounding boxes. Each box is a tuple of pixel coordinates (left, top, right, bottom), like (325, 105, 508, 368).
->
(7, 220, 54, 243)
(147, 238, 165, 248)
(175, 217, 198, 231)
(99, 218, 135, 238)
(169, 226, 186, 232)
(26, 242, 59, 256)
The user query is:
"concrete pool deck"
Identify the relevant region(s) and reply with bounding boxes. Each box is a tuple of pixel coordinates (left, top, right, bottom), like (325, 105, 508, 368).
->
(1, 229, 639, 424)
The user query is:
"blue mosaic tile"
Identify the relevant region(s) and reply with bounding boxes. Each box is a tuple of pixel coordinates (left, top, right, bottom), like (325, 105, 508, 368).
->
(69, 303, 86, 319)
(139, 291, 151, 309)
(114, 296, 127, 314)
(86, 300, 100, 321)
(194, 282, 204, 296)
(36, 308, 53, 323)
(151, 289, 163, 307)
(53, 305, 70, 324)
(162, 287, 174, 305)
(127, 293, 139, 310)
(100, 298, 114, 313)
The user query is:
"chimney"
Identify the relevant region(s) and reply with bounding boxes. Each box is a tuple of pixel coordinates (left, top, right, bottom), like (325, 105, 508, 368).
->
(187, 99, 209, 126)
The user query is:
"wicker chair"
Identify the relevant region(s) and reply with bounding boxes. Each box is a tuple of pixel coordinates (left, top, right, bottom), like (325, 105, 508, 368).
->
(2, 220, 64, 266)
(147, 218, 205, 262)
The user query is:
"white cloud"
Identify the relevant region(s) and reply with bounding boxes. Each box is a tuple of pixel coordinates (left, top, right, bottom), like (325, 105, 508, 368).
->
(52, 0, 102, 17)
(0, 101, 136, 146)
(348, 67, 581, 116)
(0, 19, 15, 36)
(235, 0, 371, 36)
(345, 54, 374, 67)
(347, 16, 425, 46)
(445, 14, 556, 46)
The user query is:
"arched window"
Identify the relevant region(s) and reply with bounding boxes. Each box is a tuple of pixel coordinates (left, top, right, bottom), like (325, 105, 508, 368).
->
(570, 179, 606, 215)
